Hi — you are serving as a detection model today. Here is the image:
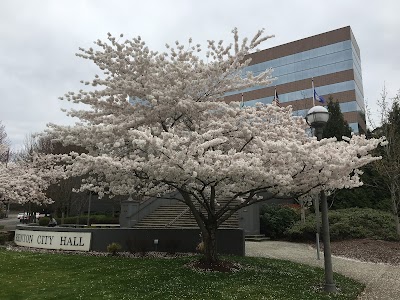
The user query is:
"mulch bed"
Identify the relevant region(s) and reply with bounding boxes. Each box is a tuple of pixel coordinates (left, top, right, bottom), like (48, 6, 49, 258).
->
(188, 259, 242, 272)
(328, 239, 400, 265)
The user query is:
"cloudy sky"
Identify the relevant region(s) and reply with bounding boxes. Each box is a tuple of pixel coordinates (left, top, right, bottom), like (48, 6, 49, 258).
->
(1, 0, 399, 150)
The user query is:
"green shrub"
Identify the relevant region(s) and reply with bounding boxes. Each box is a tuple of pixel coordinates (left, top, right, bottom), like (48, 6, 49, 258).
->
(0, 231, 14, 244)
(284, 215, 317, 241)
(260, 204, 300, 239)
(286, 208, 399, 242)
(107, 242, 122, 255)
(39, 217, 50, 226)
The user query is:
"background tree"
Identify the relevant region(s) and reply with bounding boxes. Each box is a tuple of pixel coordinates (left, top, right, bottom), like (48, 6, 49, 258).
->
(0, 121, 11, 215)
(322, 96, 352, 141)
(320, 98, 391, 210)
(329, 163, 391, 210)
(47, 29, 385, 266)
(0, 121, 11, 163)
(16, 133, 90, 219)
(372, 89, 400, 237)
(0, 156, 57, 208)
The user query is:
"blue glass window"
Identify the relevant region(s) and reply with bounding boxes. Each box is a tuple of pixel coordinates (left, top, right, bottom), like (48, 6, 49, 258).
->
(226, 40, 355, 96)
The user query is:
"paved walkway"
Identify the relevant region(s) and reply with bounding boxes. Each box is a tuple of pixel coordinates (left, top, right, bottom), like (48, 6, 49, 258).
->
(246, 241, 400, 300)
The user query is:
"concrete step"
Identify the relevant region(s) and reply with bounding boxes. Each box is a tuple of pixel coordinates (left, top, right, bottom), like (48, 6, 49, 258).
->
(245, 235, 271, 242)
(134, 202, 239, 229)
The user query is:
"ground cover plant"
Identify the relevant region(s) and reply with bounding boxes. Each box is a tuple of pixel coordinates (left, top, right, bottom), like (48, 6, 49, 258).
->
(0, 248, 363, 300)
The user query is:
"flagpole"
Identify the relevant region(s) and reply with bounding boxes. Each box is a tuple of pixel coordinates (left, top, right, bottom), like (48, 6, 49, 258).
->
(312, 78, 315, 107)
(5, 148, 9, 168)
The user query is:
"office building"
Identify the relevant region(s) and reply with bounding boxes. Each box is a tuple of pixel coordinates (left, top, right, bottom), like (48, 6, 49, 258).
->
(224, 26, 366, 134)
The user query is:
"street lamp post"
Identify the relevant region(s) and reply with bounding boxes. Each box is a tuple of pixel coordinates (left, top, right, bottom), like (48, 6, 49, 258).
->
(306, 106, 337, 293)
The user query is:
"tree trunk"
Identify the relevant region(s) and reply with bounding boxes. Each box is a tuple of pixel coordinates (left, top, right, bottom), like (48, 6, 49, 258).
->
(394, 213, 400, 238)
(178, 189, 220, 267)
(390, 183, 400, 238)
(299, 198, 306, 224)
(202, 224, 218, 266)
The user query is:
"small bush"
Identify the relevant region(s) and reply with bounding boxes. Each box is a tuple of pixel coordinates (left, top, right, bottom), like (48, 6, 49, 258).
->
(0, 231, 14, 245)
(196, 241, 204, 253)
(286, 208, 399, 242)
(0, 234, 5, 245)
(107, 242, 122, 256)
(39, 217, 50, 226)
(260, 204, 300, 239)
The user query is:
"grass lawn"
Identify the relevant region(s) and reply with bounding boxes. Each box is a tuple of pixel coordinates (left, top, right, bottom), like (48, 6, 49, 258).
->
(0, 248, 363, 300)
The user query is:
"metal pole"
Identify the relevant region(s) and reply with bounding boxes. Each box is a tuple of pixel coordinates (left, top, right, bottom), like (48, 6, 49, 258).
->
(315, 127, 322, 261)
(320, 190, 337, 292)
(315, 126, 337, 293)
(87, 192, 92, 226)
(314, 197, 321, 260)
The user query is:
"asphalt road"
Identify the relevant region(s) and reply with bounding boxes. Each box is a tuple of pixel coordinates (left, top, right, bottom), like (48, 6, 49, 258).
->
(0, 213, 20, 230)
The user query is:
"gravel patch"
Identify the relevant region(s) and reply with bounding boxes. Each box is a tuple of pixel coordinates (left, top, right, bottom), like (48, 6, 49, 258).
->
(329, 239, 400, 265)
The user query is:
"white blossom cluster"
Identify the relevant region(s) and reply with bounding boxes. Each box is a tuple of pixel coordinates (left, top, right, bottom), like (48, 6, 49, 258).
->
(47, 29, 385, 227)
(0, 155, 64, 205)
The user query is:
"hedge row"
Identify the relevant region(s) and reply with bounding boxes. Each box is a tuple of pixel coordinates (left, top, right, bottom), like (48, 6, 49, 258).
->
(38, 215, 119, 226)
(285, 208, 399, 242)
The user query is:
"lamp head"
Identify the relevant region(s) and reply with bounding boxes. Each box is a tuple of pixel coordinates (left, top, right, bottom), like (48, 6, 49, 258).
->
(305, 106, 329, 128)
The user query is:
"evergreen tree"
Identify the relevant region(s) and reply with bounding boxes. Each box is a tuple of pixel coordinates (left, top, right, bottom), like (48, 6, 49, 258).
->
(330, 163, 391, 210)
(323, 96, 390, 210)
(323, 96, 352, 140)
(373, 92, 400, 237)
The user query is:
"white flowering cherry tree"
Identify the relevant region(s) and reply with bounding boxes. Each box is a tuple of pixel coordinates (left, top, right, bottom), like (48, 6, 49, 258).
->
(0, 157, 57, 205)
(48, 29, 384, 265)
(0, 124, 61, 208)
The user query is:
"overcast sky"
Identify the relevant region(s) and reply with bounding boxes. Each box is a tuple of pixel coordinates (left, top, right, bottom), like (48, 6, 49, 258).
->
(1, 0, 399, 150)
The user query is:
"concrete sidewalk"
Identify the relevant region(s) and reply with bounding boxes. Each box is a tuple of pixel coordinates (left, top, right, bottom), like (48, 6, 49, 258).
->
(246, 241, 400, 300)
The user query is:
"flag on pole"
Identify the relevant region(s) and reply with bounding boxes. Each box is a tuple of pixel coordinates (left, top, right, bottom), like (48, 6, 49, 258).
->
(312, 79, 325, 106)
(273, 88, 281, 107)
(314, 89, 325, 104)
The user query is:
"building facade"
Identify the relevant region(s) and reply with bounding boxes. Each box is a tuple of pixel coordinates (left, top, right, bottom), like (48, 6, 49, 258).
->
(224, 26, 366, 134)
